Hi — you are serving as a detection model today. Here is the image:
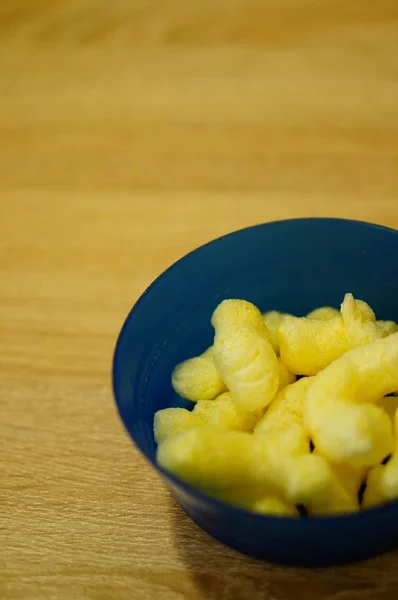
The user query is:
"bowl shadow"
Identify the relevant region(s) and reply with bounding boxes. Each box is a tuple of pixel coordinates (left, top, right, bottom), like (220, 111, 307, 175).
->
(169, 496, 398, 600)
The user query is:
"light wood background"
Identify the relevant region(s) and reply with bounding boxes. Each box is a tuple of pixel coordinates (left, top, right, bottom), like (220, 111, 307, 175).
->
(1, 1, 398, 599)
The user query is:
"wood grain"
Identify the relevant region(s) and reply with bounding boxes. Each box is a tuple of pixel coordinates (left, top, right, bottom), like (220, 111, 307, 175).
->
(1, 1, 398, 598)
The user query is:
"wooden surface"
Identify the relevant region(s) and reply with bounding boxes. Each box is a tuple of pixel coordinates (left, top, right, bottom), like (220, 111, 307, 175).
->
(1, 1, 398, 598)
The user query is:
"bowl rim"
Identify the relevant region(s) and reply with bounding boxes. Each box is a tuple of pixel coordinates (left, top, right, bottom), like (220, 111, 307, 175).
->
(113, 217, 398, 524)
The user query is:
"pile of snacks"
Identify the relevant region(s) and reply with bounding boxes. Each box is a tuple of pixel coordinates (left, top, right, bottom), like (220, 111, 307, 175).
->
(154, 296, 398, 516)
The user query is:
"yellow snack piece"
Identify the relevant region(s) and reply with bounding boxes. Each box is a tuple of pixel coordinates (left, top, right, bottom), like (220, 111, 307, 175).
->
(255, 377, 360, 514)
(341, 293, 386, 347)
(279, 294, 386, 376)
(255, 426, 334, 504)
(307, 453, 364, 515)
(308, 480, 359, 515)
(213, 324, 279, 412)
(254, 377, 314, 436)
(157, 426, 334, 504)
(154, 392, 258, 444)
(277, 358, 297, 392)
(211, 487, 298, 516)
(304, 333, 398, 467)
(212, 299, 269, 339)
(255, 378, 336, 505)
(279, 314, 349, 376)
(263, 310, 286, 354)
(192, 392, 258, 432)
(275, 449, 334, 505)
(377, 320, 398, 335)
(211, 300, 279, 411)
(307, 306, 340, 321)
(172, 346, 227, 402)
(364, 407, 398, 508)
(364, 456, 398, 508)
(257, 422, 309, 455)
(332, 462, 366, 500)
(157, 427, 264, 490)
(154, 408, 200, 444)
(252, 495, 298, 516)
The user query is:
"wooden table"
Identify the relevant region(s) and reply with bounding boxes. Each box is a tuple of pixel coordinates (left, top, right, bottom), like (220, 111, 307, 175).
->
(1, 2, 398, 598)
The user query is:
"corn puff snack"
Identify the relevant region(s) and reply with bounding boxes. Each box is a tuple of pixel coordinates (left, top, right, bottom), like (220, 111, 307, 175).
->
(159, 295, 398, 517)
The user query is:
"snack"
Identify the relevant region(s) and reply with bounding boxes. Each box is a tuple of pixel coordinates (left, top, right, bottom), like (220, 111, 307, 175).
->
(279, 294, 386, 376)
(253, 379, 359, 513)
(279, 314, 349, 376)
(307, 455, 365, 515)
(171, 346, 227, 402)
(212, 300, 279, 412)
(363, 406, 398, 508)
(254, 377, 313, 436)
(154, 392, 257, 444)
(304, 333, 398, 467)
(212, 299, 269, 338)
(340, 293, 386, 347)
(212, 487, 298, 516)
(155, 295, 398, 517)
(192, 392, 258, 432)
(154, 408, 199, 444)
(157, 425, 334, 504)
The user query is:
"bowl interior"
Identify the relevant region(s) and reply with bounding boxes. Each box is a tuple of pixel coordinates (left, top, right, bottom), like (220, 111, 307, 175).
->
(113, 218, 398, 464)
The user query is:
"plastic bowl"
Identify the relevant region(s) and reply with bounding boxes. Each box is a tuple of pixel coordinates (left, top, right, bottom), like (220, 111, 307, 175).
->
(113, 218, 398, 567)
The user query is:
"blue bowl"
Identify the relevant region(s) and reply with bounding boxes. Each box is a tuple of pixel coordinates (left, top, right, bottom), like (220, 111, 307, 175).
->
(113, 218, 398, 567)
